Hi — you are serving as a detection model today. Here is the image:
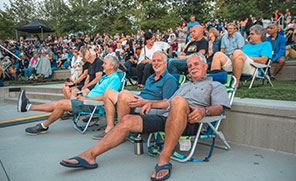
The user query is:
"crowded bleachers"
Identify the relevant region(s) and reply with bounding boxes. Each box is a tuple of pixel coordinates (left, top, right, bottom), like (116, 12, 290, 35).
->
(0, 10, 295, 88)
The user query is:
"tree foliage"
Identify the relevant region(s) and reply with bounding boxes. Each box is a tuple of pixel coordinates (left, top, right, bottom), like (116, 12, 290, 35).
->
(215, 0, 296, 21)
(0, 0, 295, 40)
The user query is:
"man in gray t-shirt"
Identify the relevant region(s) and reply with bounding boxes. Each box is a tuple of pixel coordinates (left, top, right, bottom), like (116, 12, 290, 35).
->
(60, 53, 230, 181)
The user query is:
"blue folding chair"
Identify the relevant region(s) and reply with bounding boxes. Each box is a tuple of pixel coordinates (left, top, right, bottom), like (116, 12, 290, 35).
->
(73, 72, 126, 134)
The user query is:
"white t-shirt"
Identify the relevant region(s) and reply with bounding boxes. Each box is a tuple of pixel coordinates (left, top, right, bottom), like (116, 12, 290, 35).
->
(138, 41, 170, 63)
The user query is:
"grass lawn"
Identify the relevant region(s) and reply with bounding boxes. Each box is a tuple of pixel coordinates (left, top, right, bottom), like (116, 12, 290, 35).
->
(236, 79, 296, 101)
(125, 79, 296, 101)
(2, 78, 295, 101)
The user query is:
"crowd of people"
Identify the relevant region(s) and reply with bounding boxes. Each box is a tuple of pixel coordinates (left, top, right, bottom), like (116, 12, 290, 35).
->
(1, 11, 296, 87)
(4, 9, 296, 181)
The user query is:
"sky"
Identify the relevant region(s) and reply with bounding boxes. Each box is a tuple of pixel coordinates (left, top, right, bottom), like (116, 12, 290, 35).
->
(0, 0, 10, 10)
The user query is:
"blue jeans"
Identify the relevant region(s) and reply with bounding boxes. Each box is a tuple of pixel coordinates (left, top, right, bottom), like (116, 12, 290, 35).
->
(168, 58, 187, 74)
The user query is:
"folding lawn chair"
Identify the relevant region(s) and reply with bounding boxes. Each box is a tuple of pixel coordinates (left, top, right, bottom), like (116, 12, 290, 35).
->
(242, 59, 273, 89)
(146, 73, 237, 163)
(127, 74, 186, 142)
(73, 72, 126, 134)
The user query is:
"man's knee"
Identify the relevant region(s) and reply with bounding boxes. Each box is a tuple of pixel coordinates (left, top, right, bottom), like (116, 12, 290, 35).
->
(278, 58, 286, 64)
(103, 89, 119, 103)
(171, 96, 189, 109)
(232, 49, 245, 59)
(119, 115, 139, 130)
(213, 51, 225, 59)
(118, 90, 132, 102)
(56, 99, 71, 109)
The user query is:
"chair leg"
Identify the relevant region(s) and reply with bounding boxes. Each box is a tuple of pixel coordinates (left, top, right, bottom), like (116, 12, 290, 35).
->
(207, 122, 231, 149)
(80, 106, 98, 134)
(249, 69, 258, 89)
(171, 123, 204, 163)
(73, 106, 98, 134)
(264, 73, 273, 87)
(73, 113, 82, 132)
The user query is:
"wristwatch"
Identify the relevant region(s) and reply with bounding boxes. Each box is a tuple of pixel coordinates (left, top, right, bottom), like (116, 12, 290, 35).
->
(204, 107, 210, 116)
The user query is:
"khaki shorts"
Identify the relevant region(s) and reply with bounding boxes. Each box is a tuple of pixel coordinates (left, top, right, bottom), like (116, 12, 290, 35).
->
(222, 55, 256, 75)
(286, 48, 296, 59)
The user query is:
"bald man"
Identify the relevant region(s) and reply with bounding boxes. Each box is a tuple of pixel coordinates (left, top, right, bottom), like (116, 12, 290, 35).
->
(60, 53, 230, 181)
(168, 25, 208, 74)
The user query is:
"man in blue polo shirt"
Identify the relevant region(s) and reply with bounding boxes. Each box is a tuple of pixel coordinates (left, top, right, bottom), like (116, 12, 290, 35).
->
(95, 51, 178, 138)
(17, 55, 123, 135)
(220, 23, 245, 57)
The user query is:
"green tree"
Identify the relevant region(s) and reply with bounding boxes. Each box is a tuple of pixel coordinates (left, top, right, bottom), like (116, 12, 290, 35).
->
(0, 10, 16, 40)
(39, 0, 71, 34)
(4, 0, 38, 25)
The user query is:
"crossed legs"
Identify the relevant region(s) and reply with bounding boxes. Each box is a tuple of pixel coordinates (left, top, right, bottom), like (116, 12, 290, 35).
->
(103, 89, 119, 133)
(210, 52, 230, 71)
(103, 89, 141, 133)
(211, 50, 248, 87)
(231, 50, 247, 87)
(117, 90, 138, 122)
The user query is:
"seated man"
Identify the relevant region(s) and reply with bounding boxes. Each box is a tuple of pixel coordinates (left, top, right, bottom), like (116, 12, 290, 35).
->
(62, 45, 103, 99)
(220, 23, 245, 57)
(17, 55, 122, 135)
(211, 25, 272, 87)
(168, 25, 208, 74)
(136, 32, 170, 88)
(60, 53, 230, 181)
(266, 23, 286, 79)
(286, 30, 296, 59)
(94, 51, 178, 137)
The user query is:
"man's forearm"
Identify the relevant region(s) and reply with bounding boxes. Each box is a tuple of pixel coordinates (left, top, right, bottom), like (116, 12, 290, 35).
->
(206, 105, 224, 116)
(73, 73, 87, 84)
(88, 96, 103, 101)
(85, 72, 102, 88)
(250, 56, 268, 64)
(151, 100, 170, 109)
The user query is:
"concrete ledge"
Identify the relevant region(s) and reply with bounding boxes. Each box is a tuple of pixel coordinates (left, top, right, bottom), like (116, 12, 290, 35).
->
(271, 60, 296, 80)
(51, 70, 70, 81)
(222, 98, 296, 154)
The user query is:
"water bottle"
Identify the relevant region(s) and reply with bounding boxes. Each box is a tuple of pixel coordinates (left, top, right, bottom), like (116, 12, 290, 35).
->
(134, 136, 144, 155)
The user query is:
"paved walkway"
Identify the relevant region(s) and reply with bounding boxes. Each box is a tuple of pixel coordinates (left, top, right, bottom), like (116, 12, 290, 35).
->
(0, 83, 295, 181)
(0, 117, 296, 181)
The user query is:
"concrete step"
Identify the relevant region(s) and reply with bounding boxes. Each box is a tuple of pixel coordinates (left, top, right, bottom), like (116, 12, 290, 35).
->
(51, 70, 71, 81)
(271, 60, 296, 80)
(25, 92, 64, 101)
(4, 97, 52, 104)
(21, 86, 63, 94)
(3, 84, 64, 104)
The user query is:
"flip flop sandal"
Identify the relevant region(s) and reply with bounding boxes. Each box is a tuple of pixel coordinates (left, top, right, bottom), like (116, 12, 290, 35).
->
(151, 162, 172, 181)
(60, 156, 98, 169)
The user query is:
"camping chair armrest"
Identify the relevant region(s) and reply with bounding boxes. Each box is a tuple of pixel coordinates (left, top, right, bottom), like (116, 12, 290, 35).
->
(83, 100, 104, 106)
(250, 62, 269, 68)
(200, 115, 225, 123)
